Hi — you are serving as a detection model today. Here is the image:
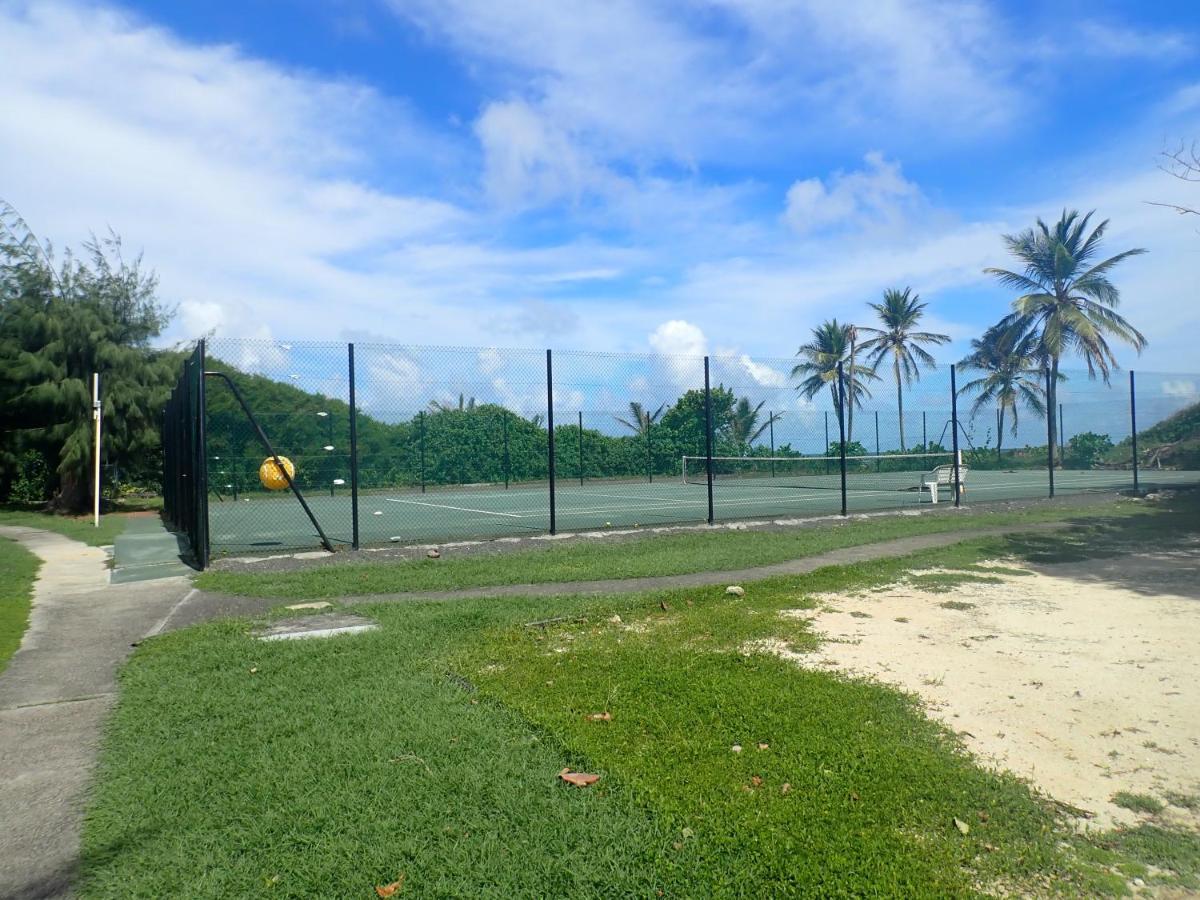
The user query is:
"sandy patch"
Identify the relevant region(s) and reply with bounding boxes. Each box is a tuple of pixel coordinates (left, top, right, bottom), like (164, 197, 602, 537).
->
(756, 552, 1200, 831)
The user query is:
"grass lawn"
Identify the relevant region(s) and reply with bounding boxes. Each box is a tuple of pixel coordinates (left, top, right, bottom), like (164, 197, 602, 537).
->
(0, 537, 39, 674)
(196, 496, 1151, 598)
(0, 504, 142, 547)
(82, 509, 1199, 897)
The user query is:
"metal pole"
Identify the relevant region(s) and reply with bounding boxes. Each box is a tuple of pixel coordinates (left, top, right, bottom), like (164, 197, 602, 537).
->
(348, 343, 359, 550)
(769, 413, 775, 477)
(419, 411, 426, 494)
(824, 410, 830, 474)
(950, 364, 962, 507)
(1130, 370, 1139, 492)
(874, 409, 880, 472)
(546, 349, 556, 534)
(837, 362, 848, 516)
(922, 411, 927, 450)
(704, 356, 714, 524)
(502, 411, 510, 489)
(1059, 403, 1065, 455)
(578, 410, 584, 487)
(197, 341, 210, 569)
(646, 415, 653, 484)
(92, 373, 101, 528)
(1045, 367, 1055, 498)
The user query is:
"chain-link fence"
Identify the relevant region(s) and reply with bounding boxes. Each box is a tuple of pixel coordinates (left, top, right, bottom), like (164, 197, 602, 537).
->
(162, 338, 1200, 565)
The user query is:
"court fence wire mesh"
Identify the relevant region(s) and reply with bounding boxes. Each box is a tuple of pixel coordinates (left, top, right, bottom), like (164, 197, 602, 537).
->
(160, 337, 1200, 567)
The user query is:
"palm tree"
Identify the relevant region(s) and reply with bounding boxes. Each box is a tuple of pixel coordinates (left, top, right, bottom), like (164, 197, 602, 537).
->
(858, 287, 950, 450)
(984, 209, 1147, 465)
(614, 401, 666, 436)
(957, 326, 1046, 461)
(730, 397, 780, 451)
(792, 320, 877, 440)
(428, 393, 476, 413)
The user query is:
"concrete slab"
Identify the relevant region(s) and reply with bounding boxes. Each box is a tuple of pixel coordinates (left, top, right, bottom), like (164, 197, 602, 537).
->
(254, 613, 378, 642)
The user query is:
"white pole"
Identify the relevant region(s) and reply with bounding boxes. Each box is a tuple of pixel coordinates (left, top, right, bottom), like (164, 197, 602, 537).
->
(93, 373, 101, 528)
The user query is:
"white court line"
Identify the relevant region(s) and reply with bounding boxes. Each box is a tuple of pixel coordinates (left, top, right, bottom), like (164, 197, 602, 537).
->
(384, 497, 530, 518)
(567, 489, 696, 505)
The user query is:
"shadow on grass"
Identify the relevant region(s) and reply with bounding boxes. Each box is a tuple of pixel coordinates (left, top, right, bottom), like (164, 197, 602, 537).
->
(995, 487, 1200, 599)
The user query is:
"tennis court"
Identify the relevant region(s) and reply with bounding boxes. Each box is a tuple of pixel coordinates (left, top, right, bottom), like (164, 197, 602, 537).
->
(204, 463, 1200, 555)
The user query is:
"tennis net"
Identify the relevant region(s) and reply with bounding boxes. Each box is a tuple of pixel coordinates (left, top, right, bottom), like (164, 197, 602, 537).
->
(681, 452, 956, 493)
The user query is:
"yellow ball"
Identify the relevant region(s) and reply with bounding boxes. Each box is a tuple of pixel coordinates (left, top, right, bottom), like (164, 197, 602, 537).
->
(258, 456, 296, 491)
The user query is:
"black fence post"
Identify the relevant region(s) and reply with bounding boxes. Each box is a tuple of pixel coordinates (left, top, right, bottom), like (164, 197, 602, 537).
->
(704, 356, 714, 525)
(1059, 403, 1065, 454)
(922, 411, 927, 450)
(837, 362, 848, 516)
(419, 411, 426, 494)
(348, 343, 359, 550)
(197, 339, 210, 569)
(1130, 370, 1139, 492)
(1045, 367, 1055, 499)
(502, 411, 510, 489)
(578, 410, 584, 487)
(950, 364, 962, 508)
(546, 349, 557, 534)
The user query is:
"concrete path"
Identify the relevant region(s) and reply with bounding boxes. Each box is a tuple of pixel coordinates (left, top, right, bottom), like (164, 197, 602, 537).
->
(175, 521, 1067, 629)
(0, 526, 191, 900)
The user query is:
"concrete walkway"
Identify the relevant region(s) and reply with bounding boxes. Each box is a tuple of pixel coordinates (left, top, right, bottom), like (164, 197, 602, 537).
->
(0, 526, 191, 900)
(175, 521, 1067, 629)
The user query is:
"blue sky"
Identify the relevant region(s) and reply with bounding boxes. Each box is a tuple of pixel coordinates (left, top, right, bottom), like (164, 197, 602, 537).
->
(2, 0, 1199, 390)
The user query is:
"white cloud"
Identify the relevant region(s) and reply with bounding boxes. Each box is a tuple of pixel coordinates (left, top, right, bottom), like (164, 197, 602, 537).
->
(1074, 21, 1192, 61)
(783, 152, 924, 235)
(649, 320, 708, 358)
(739, 355, 788, 388)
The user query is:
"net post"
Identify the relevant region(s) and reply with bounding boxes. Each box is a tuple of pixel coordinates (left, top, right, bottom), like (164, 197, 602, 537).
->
(1059, 403, 1065, 453)
(348, 342, 360, 550)
(646, 415, 653, 484)
(769, 412, 775, 477)
(824, 411, 830, 474)
(546, 349, 557, 535)
(419, 411, 426, 493)
(837, 362, 848, 516)
(1130, 370, 1139, 492)
(197, 339, 210, 569)
(950, 363, 962, 508)
(704, 356, 714, 525)
(578, 410, 584, 487)
(922, 411, 927, 450)
(502, 411, 510, 489)
(874, 410, 880, 472)
(1045, 366, 1055, 499)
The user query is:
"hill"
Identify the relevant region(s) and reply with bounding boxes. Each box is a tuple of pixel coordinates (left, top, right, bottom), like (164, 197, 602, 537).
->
(1104, 400, 1200, 470)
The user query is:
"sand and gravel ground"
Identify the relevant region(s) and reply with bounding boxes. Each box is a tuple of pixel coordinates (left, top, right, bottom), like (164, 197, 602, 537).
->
(759, 540, 1200, 832)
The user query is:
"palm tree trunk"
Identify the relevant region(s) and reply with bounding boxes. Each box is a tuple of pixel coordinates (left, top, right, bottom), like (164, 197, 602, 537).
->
(894, 354, 904, 451)
(1048, 358, 1059, 468)
(997, 406, 1005, 464)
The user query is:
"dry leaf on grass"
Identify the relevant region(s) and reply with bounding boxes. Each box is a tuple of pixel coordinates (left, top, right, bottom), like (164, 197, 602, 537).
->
(585, 712, 613, 722)
(249, 667, 258, 674)
(659, 600, 671, 611)
(781, 783, 792, 795)
(756, 742, 769, 751)
(559, 768, 601, 787)
(375, 874, 405, 896)
(953, 817, 970, 835)
(731, 744, 743, 754)
(750, 775, 763, 787)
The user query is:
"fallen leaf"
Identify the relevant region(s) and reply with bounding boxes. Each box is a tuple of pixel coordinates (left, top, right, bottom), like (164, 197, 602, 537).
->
(375, 875, 405, 897)
(559, 768, 601, 787)
(685, 599, 694, 607)
(849, 791, 860, 802)
(585, 712, 613, 722)
(750, 775, 763, 787)
(672, 841, 683, 850)
(953, 817, 970, 835)
(983, 843, 997, 852)
(781, 783, 792, 795)
(731, 744, 743, 754)
(756, 742, 769, 751)
(681, 827, 695, 839)
(249, 667, 258, 674)
(659, 599, 671, 611)
(977, 811, 990, 823)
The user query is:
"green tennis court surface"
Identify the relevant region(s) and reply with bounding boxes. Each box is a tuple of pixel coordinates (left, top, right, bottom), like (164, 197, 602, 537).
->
(205, 467, 1200, 555)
